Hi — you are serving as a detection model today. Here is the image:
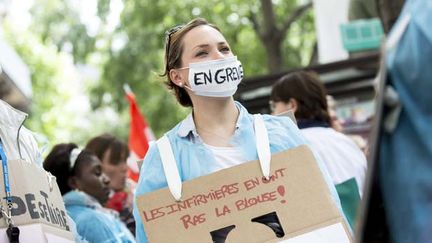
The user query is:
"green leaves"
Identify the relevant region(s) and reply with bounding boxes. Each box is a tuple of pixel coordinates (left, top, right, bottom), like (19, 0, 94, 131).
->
(11, 0, 315, 142)
(3, 26, 85, 144)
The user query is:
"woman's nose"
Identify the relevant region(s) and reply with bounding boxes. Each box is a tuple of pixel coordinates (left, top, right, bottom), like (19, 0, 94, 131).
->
(211, 49, 225, 60)
(101, 173, 110, 185)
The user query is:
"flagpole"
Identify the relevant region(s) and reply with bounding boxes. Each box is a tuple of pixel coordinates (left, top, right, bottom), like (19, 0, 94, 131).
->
(123, 83, 132, 95)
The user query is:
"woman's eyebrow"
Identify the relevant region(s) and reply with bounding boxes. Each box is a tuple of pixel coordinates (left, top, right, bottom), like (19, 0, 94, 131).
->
(192, 44, 209, 50)
(192, 42, 227, 50)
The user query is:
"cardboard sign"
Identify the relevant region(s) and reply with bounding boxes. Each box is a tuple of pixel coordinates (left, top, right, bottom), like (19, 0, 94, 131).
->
(137, 145, 352, 242)
(0, 159, 72, 237)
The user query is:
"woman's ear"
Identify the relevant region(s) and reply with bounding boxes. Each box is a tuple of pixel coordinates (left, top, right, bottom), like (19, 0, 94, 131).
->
(68, 176, 79, 191)
(169, 69, 184, 87)
(288, 98, 299, 112)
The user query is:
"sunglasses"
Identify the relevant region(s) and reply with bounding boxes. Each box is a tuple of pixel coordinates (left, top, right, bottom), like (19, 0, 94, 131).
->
(164, 25, 184, 72)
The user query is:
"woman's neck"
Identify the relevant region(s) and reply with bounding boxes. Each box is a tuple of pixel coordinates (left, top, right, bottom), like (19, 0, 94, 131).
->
(191, 97, 239, 146)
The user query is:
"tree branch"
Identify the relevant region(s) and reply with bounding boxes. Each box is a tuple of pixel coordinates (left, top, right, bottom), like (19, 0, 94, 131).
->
(260, 0, 277, 33)
(249, 11, 262, 37)
(281, 2, 313, 34)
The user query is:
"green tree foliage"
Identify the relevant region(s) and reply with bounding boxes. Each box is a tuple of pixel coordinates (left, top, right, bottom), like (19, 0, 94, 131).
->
(250, 0, 315, 72)
(26, 0, 316, 138)
(2, 25, 83, 144)
(93, 0, 315, 136)
(30, 0, 97, 63)
(2, 23, 126, 147)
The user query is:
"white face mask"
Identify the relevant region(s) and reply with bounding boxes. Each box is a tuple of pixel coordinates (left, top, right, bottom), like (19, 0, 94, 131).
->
(180, 56, 244, 97)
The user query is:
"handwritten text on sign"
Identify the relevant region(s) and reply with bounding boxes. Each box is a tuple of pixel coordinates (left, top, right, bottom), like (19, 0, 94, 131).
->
(142, 168, 287, 230)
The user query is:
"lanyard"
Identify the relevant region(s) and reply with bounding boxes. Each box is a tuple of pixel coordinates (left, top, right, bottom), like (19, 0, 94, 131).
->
(0, 143, 12, 203)
(0, 143, 21, 243)
(0, 142, 13, 221)
(0, 143, 12, 215)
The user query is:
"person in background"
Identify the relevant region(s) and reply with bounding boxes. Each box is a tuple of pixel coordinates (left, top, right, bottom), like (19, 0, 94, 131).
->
(43, 143, 135, 243)
(86, 134, 136, 235)
(327, 95, 368, 154)
(133, 18, 344, 243)
(326, 95, 344, 132)
(270, 71, 367, 228)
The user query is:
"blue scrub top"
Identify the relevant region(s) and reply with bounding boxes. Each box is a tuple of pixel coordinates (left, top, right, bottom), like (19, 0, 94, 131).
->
(64, 190, 135, 243)
(133, 102, 343, 242)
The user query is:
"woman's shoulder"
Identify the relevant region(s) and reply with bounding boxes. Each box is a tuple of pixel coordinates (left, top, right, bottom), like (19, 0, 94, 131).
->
(140, 116, 189, 167)
(240, 107, 297, 129)
(73, 209, 125, 242)
(261, 114, 298, 132)
(138, 142, 163, 187)
(136, 126, 183, 196)
(72, 206, 109, 223)
(260, 114, 307, 149)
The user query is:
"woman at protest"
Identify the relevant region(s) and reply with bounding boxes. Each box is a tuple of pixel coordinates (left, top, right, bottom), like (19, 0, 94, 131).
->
(86, 134, 136, 235)
(269, 71, 367, 227)
(133, 18, 344, 242)
(44, 143, 135, 243)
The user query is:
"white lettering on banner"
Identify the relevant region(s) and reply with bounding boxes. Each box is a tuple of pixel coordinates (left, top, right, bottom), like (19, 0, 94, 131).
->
(193, 65, 243, 86)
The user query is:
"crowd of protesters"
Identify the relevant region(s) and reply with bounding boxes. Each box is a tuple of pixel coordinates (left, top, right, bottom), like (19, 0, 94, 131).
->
(37, 17, 370, 242)
(33, 0, 431, 240)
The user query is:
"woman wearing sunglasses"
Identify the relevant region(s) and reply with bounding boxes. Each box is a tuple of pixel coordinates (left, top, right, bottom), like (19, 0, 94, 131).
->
(133, 18, 344, 242)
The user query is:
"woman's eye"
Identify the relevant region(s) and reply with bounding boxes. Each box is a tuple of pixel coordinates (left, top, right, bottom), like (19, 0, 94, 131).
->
(220, 47, 230, 52)
(94, 169, 102, 176)
(195, 51, 207, 57)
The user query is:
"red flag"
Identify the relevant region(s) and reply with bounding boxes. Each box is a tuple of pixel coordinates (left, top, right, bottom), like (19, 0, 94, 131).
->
(124, 84, 155, 182)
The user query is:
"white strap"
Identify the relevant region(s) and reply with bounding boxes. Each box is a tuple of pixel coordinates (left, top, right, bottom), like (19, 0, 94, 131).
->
(385, 14, 411, 51)
(157, 114, 271, 200)
(156, 135, 182, 201)
(253, 114, 271, 180)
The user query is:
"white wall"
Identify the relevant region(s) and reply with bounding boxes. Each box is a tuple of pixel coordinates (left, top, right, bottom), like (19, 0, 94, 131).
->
(313, 0, 350, 63)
